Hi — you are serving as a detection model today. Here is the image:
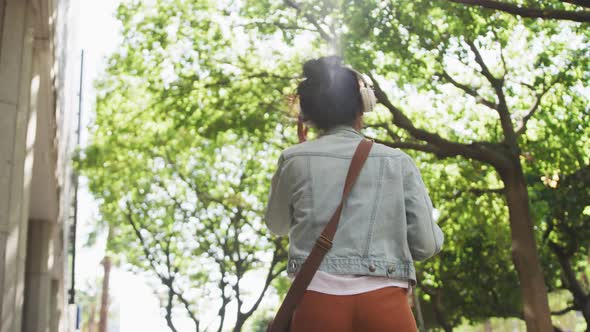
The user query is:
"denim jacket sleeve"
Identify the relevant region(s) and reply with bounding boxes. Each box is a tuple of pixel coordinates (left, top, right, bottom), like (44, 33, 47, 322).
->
(403, 157, 444, 261)
(265, 154, 291, 236)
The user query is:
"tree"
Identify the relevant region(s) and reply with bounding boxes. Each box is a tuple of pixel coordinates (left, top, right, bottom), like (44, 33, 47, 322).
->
(238, 0, 589, 330)
(415, 160, 524, 331)
(399, 110, 590, 330)
(80, 117, 289, 331)
(77, 0, 306, 329)
(406, 83, 589, 330)
(521, 58, 590, 328)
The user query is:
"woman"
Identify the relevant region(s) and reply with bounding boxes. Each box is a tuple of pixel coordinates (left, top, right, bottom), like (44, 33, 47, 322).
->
(265, 56, 443, 332)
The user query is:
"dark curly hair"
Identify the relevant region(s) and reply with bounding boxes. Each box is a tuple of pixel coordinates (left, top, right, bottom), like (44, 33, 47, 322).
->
(297, 56, 363, 130)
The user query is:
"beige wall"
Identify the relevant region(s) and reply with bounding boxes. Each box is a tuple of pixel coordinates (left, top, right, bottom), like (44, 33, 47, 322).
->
(23, 220, 54, 332)
(0, 0, 76, 331)
(0, 1, 35, 331)
(0, 0, 5, 51)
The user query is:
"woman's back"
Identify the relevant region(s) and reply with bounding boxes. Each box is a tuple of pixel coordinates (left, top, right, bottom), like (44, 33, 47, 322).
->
(265, 125, 443, 284)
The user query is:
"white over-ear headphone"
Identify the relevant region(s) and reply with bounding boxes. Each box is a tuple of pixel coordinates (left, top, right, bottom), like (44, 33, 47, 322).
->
(349, 69, 377, 113)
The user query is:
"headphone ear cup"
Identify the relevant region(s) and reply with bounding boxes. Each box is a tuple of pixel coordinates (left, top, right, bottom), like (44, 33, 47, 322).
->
(359, 87, 377, 113)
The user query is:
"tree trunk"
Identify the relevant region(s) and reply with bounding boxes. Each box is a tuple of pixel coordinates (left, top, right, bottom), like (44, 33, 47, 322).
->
(88, 303, 96, 332)
(584, 254, 590, 332)
(550, 245, 590, 331)
(233, 315, 247, 332)
(501, 163, 553, 332)
(585, 305, 590, 332)
(584, 295, 590, 332)
(217, 302, 227, 332)
(164, 286, 179, 332)
(99, 256, 111, 332)
(433, 292, 453, 332)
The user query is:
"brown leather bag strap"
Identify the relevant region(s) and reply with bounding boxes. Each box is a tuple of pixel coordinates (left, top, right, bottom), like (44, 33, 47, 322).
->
(268, 139, 374, 332)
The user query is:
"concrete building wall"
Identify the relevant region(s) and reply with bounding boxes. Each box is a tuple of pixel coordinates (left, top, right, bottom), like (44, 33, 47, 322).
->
(0, 0, 77, 331)
(0, 0, 36, 330)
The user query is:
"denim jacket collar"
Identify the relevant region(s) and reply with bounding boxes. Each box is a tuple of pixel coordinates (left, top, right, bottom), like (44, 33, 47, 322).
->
(321, 125, 363, 138)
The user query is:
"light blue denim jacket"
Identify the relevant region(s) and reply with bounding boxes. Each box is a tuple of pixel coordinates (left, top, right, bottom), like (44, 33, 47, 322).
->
(265, 126, 443, 285)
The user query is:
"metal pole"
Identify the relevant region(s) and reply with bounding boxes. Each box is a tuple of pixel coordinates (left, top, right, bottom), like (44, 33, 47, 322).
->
(69, 49, 84, 305)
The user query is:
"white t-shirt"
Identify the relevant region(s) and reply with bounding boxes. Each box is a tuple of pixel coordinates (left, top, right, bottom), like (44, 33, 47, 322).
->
(306, 271, 408, 296)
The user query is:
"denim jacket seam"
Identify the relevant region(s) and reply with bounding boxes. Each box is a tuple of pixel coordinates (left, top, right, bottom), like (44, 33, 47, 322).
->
(289, 256, 413, 265)
(364, 157, 384, 257)
(307, 156, 315, 227)
(287, 256, 416, 280)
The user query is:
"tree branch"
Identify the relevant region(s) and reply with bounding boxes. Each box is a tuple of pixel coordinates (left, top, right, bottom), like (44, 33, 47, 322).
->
(215, 261, 231, 332)
(125, 203, 201, 331)
(372, 123, 402, 141)
(439, 70, 499, 110)
(460, 187, 505, 198)
(166, 239, 201, 331)
(467, 40, 502, 88)
(160, 150, 227, 207)
(551, 305, 576, 316)
(169, 286, 201, 332)
(244, 241, 287, 318)
(549, 242, 588, 303)
(518, 81, 536, 91)
(447, 0, 590, 23)
(371, 138, 452, 158)
(237, 20, 317, 33)
(230, 209, 247, 331)
(283, 0, 335, 43)
(125, 203, 164, 276)
(516, 57, 576, 137)
(154, 170, 230, 332)
(491, 28, 508, 76)
(560, 0, 590, 9)
(466, 40, 517, 146)
(165, 288, 179, 332)
(369, 74, 509, 167)
(515, 88, 550, 136)
(211, 220, 233, 332)
(200, 72, 299, 89)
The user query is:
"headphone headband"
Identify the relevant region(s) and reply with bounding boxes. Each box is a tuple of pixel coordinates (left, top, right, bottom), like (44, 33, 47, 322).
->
(348, 68, 372, 88)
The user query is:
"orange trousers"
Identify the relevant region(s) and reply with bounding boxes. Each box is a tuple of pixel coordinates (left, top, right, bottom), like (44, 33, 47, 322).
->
(290, 287, 418, 332)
